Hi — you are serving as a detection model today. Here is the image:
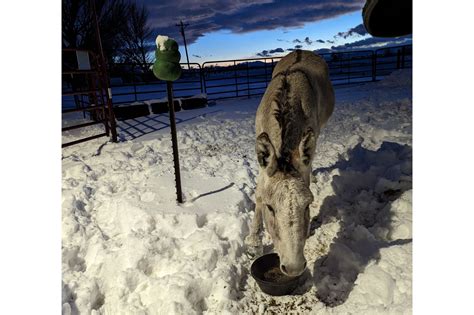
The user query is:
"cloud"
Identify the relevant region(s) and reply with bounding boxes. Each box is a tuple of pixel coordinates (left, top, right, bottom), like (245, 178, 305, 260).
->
(314, 48, 332, 54)
(287, 45, 303, 51)
(291, 37, 316, 46)
(269, 48, 284, 53)
(258, 35, 411, 57)
(292, 37, 313, 45)
(258, 24, 410, 58)
(315, 35, 412, 53)
(335, 23, 368, 39)
(144, 0, 365, 45)
(257, 47, 285, 57)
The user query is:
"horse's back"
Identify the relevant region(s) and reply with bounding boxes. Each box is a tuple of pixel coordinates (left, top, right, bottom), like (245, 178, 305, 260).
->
(272, 50, 334, 127)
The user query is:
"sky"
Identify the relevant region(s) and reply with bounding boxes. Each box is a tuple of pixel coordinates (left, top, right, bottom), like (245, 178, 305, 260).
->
(140, 0, 411, 63)
(186, 11, 364, 62)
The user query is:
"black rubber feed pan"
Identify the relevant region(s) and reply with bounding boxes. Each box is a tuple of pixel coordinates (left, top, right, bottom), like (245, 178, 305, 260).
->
(251, 253, 302, 296)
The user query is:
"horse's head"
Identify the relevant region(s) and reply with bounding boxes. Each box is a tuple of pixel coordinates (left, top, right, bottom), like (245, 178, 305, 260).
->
(256, 132, 315, 276)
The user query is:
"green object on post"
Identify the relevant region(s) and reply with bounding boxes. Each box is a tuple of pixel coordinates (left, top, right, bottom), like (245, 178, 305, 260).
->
(153, 35, 183, 203)
(153, 61, 182, 82)
(153, 36, 182, 82)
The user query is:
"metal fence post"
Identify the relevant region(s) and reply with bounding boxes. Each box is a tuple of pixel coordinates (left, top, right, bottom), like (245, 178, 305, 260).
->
(202, 63, 208, 96)
(347, 54, 351, 84)
(401, 46, 406, 69)
(372, 52, 377, 82)
(397, 49, 401, 69)
(234, 61, 238, 97)
(246, 61, 250, 98)
(264, 59, 268, 88)
(198, 64, 204, 94)
(132, 64, 138, 101)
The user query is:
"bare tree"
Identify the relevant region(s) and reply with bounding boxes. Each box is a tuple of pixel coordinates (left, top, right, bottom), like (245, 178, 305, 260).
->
(62, 0, 90, 48)
(62, 0, 132, 117)
(62, 0, 131, 65)
(118, 3, 154, 71)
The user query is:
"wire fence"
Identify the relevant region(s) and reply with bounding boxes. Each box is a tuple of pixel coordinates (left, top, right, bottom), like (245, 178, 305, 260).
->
(62, 44, 412, 109)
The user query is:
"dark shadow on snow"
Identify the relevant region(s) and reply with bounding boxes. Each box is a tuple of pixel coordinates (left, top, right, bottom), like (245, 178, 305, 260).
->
(190, 182, 235, 202)
(307, 141, 412, 306)
(117, 110, 222, 141)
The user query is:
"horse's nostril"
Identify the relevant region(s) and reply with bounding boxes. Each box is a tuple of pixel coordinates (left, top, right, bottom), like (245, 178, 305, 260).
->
(303, 261, 307, 270)
(281, 265, 287, 274)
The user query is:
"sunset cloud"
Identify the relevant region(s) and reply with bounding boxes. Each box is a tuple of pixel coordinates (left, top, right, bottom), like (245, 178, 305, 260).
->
(335, 23, 368, 39)
(257, 47, 286, 57)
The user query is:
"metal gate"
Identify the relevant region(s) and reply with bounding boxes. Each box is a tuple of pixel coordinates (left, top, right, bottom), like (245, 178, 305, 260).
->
(62, 48, 117, 148)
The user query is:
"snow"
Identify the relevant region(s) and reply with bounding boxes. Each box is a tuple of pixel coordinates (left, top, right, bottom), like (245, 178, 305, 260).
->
(62, 69, 412, 314)
(156, 35, 170, 51)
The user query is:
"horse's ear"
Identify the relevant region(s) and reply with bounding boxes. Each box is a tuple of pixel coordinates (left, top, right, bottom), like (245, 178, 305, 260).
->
(256, 133, 277, 176)
(299, 128, 316, 166)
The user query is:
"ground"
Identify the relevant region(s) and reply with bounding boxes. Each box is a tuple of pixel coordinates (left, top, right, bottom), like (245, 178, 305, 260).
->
(62, 69, 412, 314)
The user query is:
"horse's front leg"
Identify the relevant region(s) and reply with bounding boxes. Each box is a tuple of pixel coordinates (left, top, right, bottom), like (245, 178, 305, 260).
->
(245, 196, 264, 257)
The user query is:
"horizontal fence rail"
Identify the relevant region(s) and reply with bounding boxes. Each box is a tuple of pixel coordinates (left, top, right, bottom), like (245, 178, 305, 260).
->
(62, 44, 412, 110)
(62, 48, 117, 147)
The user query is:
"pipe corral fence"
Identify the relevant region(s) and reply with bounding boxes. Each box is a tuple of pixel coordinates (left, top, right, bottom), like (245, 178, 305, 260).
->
(62, 48, 117, 147)
(62, 44, 412, 112)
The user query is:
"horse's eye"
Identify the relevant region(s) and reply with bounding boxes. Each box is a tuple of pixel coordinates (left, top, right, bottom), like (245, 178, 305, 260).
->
(267, 205, 275, 215)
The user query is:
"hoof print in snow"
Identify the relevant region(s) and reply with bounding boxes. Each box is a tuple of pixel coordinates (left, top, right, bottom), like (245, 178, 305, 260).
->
(315, 274, 352, 307)
(137, 258, 153, 276)
(196, 214, 208, 228)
